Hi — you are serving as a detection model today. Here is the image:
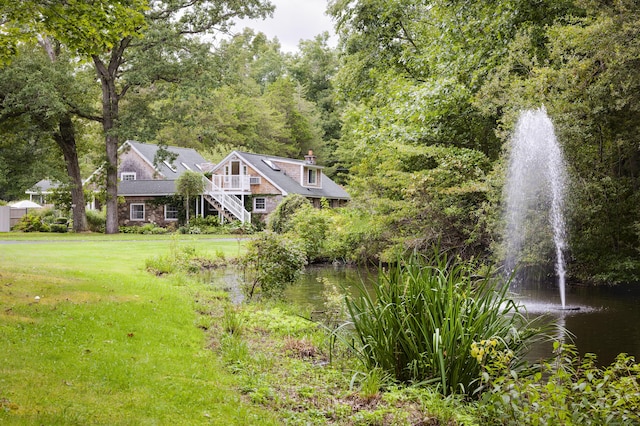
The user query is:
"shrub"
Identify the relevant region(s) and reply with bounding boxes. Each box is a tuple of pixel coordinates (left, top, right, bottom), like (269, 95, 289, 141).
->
(289, 204, 333, 262)
(190, 216, 220, 228)
(268, 194, 311, 234)
(343, 249, 552, 396)
(86, 209, 106, 232)
(12, 213, 49, 232)
(239, 231, 307, 300)
(324, 208, 386, 264)
(54, 217, 68, 225)
(50, 224, 68, 233)
(479, 343, 640, 425)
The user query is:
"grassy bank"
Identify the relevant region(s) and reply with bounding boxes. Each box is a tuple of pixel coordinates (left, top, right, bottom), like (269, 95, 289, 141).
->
(0, 235, 275, 424)
(1, 234, 482, 425)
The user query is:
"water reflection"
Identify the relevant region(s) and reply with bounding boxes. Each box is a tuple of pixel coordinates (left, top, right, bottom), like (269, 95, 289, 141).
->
(511, 282, 640, 365)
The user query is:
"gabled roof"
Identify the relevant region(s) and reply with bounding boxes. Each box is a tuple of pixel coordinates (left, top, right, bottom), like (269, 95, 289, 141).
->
(220, 151, 350, 200)
(25, 179, 60, 194)
(124, 140, 210, 178)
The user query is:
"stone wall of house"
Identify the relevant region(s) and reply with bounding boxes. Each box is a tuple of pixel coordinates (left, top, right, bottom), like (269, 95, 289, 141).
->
(118, 197, 178, 228)
(248, 194, 283, 223)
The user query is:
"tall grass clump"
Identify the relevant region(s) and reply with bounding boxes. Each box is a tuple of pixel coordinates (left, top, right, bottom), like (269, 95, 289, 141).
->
(344, 249, 552, 396)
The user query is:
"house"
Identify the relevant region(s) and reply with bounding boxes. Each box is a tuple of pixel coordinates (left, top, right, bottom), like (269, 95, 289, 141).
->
(25, 179, 60, 205)
(208, 150, 350, 222)
(103, 141, 349, 227)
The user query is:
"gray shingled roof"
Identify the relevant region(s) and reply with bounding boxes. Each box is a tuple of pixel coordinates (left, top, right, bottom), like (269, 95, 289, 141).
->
(26, 179, 60, 194)
(237, 151, 350, 200)
(118, 180, 176, 196)
(126, 140, 209, 178)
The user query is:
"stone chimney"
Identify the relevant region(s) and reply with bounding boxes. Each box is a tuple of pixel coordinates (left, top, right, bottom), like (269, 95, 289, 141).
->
(304, 149, 316, 165)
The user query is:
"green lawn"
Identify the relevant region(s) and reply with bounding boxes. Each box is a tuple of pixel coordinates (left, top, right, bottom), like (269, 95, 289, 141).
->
(0, 234, 276, 425)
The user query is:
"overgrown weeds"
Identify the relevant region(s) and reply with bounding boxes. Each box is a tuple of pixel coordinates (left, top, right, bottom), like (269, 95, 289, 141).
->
(145, 237, 228, 275)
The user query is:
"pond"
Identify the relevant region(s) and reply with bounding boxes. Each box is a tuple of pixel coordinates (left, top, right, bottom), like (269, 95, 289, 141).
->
(213, 265, 640, 366)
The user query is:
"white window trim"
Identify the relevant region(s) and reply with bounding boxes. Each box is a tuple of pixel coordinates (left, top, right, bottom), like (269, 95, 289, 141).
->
(130, 203, 145, 221)
(249, 176, 261, 185)
(308, 168, 317, 185)
(301, 167, 321, 187)
(253, 197, 266, 212)
(121, 172, 136, 181)
(164, 204, 178, 221)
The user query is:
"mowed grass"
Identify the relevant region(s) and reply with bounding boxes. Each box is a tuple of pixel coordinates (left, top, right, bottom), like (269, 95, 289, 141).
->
(0, 234, 275, 425)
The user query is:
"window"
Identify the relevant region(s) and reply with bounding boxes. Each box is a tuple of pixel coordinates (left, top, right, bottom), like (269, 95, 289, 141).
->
(250, 176, 261, 185)
(181, 162, 192, 171)
(308, 168, 317, 185)
(130, 203, 145, 221)
(163, 160, 177, 172)
(262, 159, 280, 171)
(253, 197, 266, 212)
(121, 172, 136, 181)
(164, 204, 178, 220)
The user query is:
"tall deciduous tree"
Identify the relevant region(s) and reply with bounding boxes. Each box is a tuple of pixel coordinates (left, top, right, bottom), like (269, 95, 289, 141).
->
(0, 0, 147, 231)
(0, 44, 95, 231)
(92, 0, 273, 233)
(288, 33, 343, 174)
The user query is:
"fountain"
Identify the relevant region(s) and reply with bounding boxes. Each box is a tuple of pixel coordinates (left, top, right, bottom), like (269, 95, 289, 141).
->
(504, 107, 569, 309)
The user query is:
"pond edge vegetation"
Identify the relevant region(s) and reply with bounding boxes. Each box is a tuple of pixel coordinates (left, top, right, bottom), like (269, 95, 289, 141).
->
(146, 235, 640, 425)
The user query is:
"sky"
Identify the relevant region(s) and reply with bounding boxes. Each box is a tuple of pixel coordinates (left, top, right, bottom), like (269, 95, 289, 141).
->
(233, 0, 338, 53)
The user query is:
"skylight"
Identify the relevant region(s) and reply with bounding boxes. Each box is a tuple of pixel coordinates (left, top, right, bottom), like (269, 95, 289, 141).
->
(262, 159, 281, 171)
(163, 160, 177, 172)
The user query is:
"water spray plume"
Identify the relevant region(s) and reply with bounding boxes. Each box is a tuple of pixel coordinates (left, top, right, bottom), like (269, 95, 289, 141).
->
(504, 107, 568, 309)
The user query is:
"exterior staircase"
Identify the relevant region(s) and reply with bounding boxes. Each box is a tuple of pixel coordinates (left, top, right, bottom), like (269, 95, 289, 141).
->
(203, 177, 251, 224)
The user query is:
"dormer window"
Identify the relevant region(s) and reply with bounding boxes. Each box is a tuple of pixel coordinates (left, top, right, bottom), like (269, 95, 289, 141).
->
(308, 168, 317, 185)
(121, 172, 136, 181)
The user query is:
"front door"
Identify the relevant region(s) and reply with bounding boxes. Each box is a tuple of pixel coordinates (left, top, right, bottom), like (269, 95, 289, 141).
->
(229, 160, 241, 189)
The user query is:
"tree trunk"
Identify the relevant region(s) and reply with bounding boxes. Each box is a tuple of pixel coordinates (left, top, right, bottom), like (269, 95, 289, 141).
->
(54, 114, 88, 232)
(93, 39, 130, 234)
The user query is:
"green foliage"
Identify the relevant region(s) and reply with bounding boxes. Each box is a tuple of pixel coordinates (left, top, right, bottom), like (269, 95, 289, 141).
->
(239, 232, 307, 300)
(49, 224, 68, 233)
(288, 203, 333, 262)
(120, 223, 169, 234)
(145, 240, 227, 275)
(323, 207, 385, 264)
(479, 343, 640, 425)
(267, 194, 311, 234)
(176, 171, 206, 224)
(12, 213, 49, 232)
(344, 249, 551, 396)
(85, 209, 105, 233)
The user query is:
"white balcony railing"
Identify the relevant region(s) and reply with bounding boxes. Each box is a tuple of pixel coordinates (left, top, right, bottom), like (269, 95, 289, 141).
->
(209, 174, 251, 192)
